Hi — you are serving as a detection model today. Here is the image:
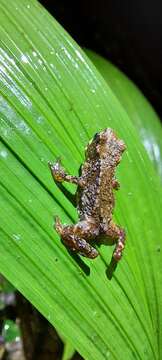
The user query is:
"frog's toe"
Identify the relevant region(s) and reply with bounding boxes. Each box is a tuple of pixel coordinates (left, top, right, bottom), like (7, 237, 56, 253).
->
(54, 216, 63, 234)
(88, 247, 99, 259)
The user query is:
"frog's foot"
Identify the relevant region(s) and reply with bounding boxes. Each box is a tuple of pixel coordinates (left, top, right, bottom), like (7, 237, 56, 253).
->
(113, 228, 125, 261)
(48, 159, 68, 183)
(49, 159, 85, 187)
(54, 217, 98, 259)
(104, 222, 126, 262)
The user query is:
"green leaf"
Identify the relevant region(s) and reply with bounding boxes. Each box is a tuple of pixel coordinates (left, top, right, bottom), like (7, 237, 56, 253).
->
(0, 1, 162, 360)
(0, 277, 15, 293)
(2, 320, 21, 343)
(62, 340, 75, 360)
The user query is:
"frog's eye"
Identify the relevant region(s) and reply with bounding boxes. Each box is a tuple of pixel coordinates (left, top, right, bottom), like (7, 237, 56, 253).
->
(94, 132, 99, 140)
(93, 132, 100, 144)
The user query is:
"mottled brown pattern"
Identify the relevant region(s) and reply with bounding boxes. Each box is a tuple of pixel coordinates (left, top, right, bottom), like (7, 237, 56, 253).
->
(77, 158, 101, 220)
(49, 128, 126, 265)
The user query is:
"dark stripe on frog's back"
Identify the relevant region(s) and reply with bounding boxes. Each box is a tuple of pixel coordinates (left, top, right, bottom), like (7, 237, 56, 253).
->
(77, 158, 101, 220)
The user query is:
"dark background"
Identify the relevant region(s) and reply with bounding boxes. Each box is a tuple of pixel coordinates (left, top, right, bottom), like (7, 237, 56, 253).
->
(39, 0, 162, 118)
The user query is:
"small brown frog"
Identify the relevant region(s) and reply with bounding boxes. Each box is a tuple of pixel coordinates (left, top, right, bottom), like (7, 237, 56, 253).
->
(49, 128, 126, 263)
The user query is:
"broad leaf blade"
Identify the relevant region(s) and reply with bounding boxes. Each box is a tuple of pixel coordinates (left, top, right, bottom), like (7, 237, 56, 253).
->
(0, 1, 162, 360)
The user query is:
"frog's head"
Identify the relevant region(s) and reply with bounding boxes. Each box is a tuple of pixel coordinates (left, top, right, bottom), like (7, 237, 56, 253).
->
(85, 131, 101, 160)
(85, 128, 126, 164)
(99, 128, 126, 164)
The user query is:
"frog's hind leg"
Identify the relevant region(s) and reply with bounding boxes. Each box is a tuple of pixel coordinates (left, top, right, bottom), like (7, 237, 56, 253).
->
(55, 216, 99, 259)
(104, 222, 126, 261)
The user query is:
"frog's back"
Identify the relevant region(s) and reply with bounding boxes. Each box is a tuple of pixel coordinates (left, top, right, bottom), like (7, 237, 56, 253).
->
(98, 161, 115, 225)
(76, 128, 125, 225)
(77, 158, 101, 221)
(77, 158, 115, 224)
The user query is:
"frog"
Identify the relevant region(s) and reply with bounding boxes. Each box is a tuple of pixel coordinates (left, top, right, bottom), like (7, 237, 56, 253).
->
(49, 128, 126, 264)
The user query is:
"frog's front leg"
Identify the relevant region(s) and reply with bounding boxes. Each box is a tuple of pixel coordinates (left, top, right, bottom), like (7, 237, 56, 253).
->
(48, 159, 85, 187)
(105, 222, 126, 261)
(55, 216, 99, 259)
